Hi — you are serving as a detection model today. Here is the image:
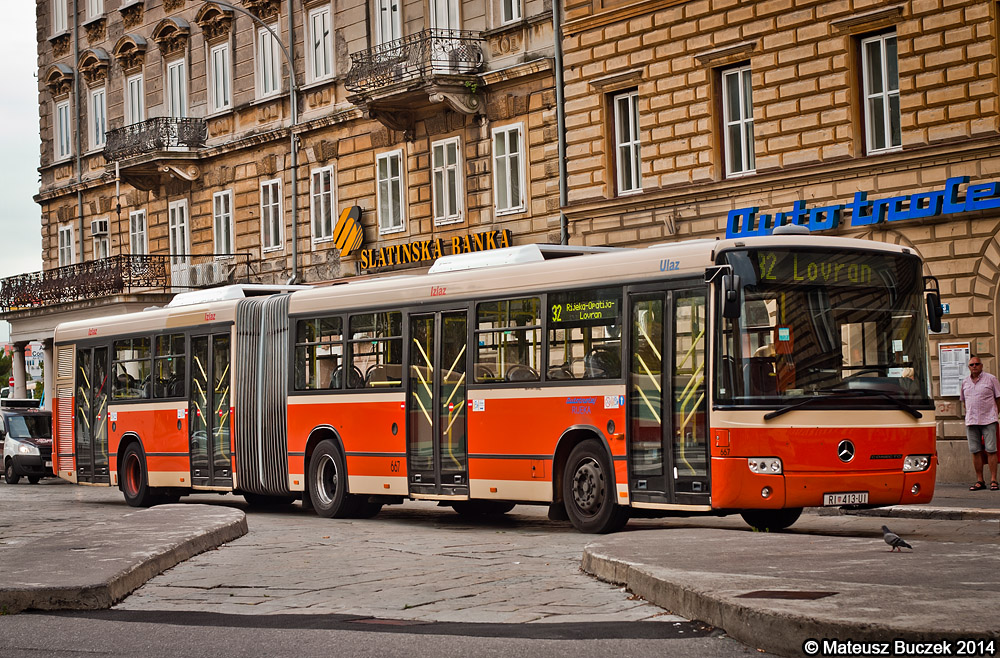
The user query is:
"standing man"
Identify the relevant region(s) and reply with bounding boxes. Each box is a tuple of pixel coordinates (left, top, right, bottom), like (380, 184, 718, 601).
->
(960, 355, 1000, 491)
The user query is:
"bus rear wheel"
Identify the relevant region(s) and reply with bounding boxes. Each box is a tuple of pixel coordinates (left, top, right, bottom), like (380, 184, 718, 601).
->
(740, 507, 803, 532)
(562, 440, 629, 534)
(120, 443, 157, 508)
(308, 440, 359, 519)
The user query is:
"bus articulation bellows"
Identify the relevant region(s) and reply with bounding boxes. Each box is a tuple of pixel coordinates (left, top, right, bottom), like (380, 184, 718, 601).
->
(52, 233, 942, 533)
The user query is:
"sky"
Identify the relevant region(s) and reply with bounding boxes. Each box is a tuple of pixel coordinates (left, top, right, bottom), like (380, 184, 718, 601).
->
(0, 5, 44, 343)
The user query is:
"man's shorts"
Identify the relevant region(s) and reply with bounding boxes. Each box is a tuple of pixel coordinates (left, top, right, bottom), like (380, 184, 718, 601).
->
(967, 423, 998, 453)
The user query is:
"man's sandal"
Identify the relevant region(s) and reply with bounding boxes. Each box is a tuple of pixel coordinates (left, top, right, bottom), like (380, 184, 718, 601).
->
(970, 481, 987, 491)
(991, 481, 999, 491)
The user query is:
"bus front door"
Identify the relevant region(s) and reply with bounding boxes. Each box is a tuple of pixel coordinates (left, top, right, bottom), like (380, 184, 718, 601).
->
(74, 346, 110, 483)
(189, 333, 232, 488)
(406, 311, 469, 496)
(627, 288, 709, 505)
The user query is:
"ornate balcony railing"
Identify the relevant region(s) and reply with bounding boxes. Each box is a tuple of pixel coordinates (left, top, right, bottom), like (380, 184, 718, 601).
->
(0, 253, 254, 313)
(103, 117, 207, 162)
(346, 29, 484, 95)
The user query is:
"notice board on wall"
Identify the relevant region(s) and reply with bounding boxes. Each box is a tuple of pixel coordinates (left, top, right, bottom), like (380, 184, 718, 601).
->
(938, 341, 971, 397)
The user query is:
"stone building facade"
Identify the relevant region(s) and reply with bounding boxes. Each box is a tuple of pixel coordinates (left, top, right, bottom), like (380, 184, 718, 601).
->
(34, 0, 561, 284)
(559, 0, 1000, 480)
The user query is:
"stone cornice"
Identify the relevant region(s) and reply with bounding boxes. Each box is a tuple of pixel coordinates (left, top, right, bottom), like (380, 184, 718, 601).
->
(563, 0, 684, 36)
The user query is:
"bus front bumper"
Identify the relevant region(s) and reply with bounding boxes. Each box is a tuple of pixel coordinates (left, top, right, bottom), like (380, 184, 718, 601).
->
(710, 457, 936, 509)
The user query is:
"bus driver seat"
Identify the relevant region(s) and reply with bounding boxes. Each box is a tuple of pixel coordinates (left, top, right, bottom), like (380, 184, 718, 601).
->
(746, 357, 777, 396)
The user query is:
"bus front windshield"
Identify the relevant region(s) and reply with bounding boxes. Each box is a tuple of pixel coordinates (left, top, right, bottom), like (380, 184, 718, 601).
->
(716, 248, 932, 406)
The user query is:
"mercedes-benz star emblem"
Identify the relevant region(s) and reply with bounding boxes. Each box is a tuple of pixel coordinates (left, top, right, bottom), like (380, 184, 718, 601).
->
(837, 440, 856, 463)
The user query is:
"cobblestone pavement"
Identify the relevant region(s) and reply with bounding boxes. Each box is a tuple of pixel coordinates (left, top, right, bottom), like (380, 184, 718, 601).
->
(116, 499, 682, 623)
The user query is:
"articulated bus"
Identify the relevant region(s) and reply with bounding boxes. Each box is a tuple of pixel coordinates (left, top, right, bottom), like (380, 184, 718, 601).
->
(52, 232, 943, 533)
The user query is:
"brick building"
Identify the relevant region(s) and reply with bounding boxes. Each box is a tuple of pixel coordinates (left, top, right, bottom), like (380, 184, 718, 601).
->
(559, 0, 1000, 480)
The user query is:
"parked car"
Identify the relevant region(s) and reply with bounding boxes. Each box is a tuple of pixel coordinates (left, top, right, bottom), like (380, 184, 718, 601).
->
(1, 399, 53, 484)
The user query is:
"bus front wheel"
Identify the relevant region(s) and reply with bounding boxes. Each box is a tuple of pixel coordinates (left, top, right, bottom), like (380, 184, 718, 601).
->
(562, 440, 629, 534)
(308, 440, 358, 519)
(740, 507, 803, 532)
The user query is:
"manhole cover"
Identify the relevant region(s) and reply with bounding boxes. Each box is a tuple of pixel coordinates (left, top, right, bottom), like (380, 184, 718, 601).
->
(736, 590, 837, 600)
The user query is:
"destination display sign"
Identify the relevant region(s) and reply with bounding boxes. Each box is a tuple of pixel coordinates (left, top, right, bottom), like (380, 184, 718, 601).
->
(550, 298, 619, 324)
(750, 250, 893, 287)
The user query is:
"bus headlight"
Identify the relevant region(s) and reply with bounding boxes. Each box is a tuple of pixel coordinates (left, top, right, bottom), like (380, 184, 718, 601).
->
(748, 458, 782, 474)
(902, 455, 931, 472)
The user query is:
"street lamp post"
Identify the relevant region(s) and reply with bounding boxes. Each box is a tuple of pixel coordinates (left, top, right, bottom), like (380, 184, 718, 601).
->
(207, 0, 300, 283)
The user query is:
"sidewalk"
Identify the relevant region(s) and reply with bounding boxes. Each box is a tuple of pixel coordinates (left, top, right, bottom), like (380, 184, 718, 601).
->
(583, 483, 1000, 658)
(0, 502, 246, 614)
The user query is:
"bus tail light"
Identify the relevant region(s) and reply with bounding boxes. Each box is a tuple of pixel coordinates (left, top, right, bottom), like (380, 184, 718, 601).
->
(902, 455, 931, 472)
(748, 457, 782, 474)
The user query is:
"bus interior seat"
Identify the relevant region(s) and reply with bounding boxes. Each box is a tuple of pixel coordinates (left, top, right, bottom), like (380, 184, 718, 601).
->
(584, 346, 621, 379)
(505, 364, 539, 382)
(546, 364, 575, 380)
(746, 357, 777, 396)
(474, 364, 495, 382)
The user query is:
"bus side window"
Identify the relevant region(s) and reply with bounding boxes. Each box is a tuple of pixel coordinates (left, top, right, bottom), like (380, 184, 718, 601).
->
(348, 312, 402, 389)
(112, 337, 151, 400)
(547, 287, 622, 380)
(294, 317, 343, 390)
(474, 297, 541, 384)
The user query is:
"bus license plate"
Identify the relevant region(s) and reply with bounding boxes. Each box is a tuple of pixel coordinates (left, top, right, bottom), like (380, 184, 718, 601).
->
(824, 492, 868, 506)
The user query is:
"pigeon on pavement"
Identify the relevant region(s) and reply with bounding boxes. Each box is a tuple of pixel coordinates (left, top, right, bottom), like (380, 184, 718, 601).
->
(882, 525, 913, 552)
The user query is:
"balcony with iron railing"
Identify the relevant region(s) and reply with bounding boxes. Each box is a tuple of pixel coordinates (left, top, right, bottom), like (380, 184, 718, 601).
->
(102, 117, 208, 191)
(103, 117, 207, 162)
(0, 254, 254, 314)
(346, 29, 485, 132)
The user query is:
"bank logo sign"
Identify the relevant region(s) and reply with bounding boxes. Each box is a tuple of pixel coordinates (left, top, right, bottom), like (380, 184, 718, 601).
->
(726, 176, 1000, 238)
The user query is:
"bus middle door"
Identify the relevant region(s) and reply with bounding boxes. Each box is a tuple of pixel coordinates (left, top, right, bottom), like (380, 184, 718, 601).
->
(189, 332, 233, 488)
(406, 310, 469, 497)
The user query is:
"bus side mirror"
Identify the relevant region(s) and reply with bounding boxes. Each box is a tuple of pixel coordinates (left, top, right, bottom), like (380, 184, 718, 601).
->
(722, 274, 742, 319)
(926, 292, 943, 333)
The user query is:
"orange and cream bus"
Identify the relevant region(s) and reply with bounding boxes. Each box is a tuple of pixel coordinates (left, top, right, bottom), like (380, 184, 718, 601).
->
(51, 231, 943, 533)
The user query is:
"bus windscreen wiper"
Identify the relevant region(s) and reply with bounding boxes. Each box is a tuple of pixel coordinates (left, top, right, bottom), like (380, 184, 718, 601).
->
(763, 388, 922, 421)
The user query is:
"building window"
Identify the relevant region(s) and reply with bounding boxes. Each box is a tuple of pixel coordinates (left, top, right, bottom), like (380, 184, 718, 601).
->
(261, 178, 283, 250)
(209, 43, 231, 112)
(492, 123, 525, 214)
(168, 199, 189, 266)
(89, 87, 107, 150)
(55, 100, 72, 160)
(500, 0, 521, 25)
(53, 0, 67, 34)
(87, 0, 103, 20)
(213, 190, 234, 254)
(612, 89, 641, 195)
(376, 150, 405, 234)
(311, 166, 336, 242)
(722, 64, 755, 177)
(308, 6, 333, 81)
(58, 225, 74, 267)
(166, 59, 187, 118)
(861, 32, 901, 154)
(432, 137, 463, 225)
(376, 0, 401, 44)
(93, 234, 109, 260)
(257, 25, 282, 98)
(126, 73, 144, 125)
(129, 209, 147, 255)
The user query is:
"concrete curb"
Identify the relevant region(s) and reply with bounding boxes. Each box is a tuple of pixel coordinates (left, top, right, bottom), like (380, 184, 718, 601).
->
(582, 531, 1000, 658)
(815, 505, 1000, 522)
(0, 504, 247, 614)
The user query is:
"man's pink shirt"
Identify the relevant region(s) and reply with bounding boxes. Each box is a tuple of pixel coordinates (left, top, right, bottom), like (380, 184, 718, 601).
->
(960, 372, 1000, 426)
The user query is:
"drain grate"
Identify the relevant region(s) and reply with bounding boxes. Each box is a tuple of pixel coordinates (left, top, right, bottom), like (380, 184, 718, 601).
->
(736, 590, 837, 600)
